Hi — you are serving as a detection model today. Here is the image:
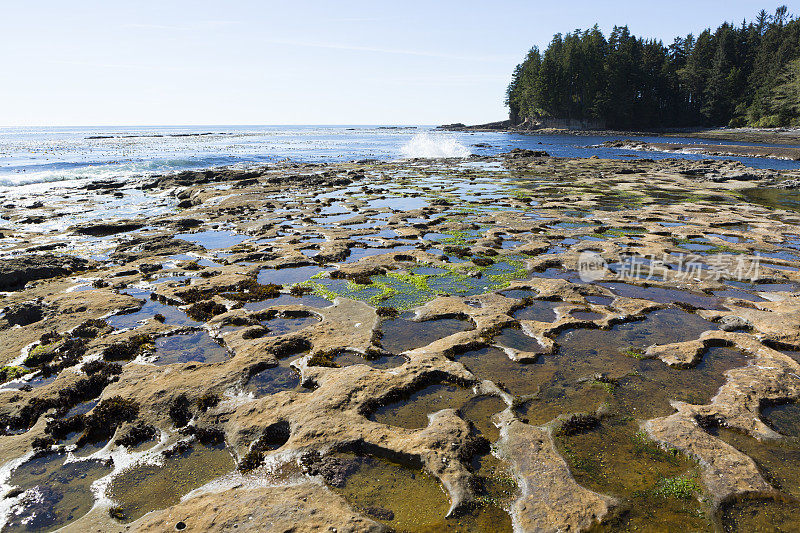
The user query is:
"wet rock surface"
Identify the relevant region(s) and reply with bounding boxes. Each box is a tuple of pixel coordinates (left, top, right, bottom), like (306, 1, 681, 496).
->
(496, 411, 617, 532)
(601, 139, 800, 162)
(0, 254, 90, 291)
(0, 154, 799, 531)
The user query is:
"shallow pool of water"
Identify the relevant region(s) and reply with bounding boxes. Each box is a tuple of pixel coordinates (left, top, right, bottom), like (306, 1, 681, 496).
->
(333, 351, 406, 370)
(742, 187, 800, 212)
(260, 315, 319, 336)
(330, 454, 454, 530)
(719, 497, 800, 532)
(599, 282, 726, 309)
(154, 331, 229, 365)
(371, 383, 474, 429)
(257, 266, 331, 286)
(108, 442, 234, 521)
(556, 418, 709, 532)
(4, 452, 112, 532)
(454, 347, 541, 397)
(499, 288, 538, 300)
(246, 356, 311, 396)
(175, 230, 249, 250)
(762, 401, 800, 438)
(707, 425, 800, 503)
(492, 327, 547, 355)
(513, 300, 561, 322)
(380, 316, 474, 354)
(108, 288, 197, 329)
(516, 309, 728, 424)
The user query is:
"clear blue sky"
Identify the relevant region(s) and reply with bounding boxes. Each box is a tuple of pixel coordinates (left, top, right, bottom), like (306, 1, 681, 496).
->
(1, 1, 793, 126)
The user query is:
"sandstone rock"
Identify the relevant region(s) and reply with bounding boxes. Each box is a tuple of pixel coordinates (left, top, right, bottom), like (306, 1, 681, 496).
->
(644, 409, 775, 505)
(496, 411, 617, 532)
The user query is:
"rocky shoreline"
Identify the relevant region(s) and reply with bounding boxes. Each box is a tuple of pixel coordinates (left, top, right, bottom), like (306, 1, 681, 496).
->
(1, 153, 800, 531)
(440, 122, 800, 151)
(601, 139, 800, 162)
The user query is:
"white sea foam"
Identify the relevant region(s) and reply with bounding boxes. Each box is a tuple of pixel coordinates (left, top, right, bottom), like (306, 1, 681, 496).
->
(400, 133, 471, 159)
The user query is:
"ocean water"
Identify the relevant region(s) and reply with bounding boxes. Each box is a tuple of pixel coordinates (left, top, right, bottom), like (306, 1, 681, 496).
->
(1, 125, 799, 189)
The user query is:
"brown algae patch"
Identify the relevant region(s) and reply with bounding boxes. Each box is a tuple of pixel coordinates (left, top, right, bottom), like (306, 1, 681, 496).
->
(108, 442, 235, 522)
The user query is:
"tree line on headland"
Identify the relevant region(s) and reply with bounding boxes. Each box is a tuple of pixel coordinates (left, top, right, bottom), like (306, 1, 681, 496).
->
(505, 6, 800, 130)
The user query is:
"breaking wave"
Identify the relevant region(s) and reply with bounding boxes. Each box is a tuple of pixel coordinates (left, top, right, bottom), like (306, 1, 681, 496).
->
(400, 133, 471, 159)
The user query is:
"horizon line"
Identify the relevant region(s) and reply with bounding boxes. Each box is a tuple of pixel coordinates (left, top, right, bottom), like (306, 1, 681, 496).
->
(0, 123, 455, 129)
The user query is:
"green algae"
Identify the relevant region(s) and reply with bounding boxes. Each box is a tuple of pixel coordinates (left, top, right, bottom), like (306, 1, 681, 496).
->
(653, 475, 702, 500)
(298, 256, 528, 311)
(24, 340, 63, 367)
(0, 365, 31, 384)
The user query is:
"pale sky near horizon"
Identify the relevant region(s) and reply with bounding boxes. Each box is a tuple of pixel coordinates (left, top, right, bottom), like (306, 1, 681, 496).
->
(1, 1, 795, 126)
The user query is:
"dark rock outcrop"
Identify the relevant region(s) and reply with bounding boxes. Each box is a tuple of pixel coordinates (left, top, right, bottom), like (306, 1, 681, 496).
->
(0, 254, 89, 291)
(72, 220, 145, 237)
